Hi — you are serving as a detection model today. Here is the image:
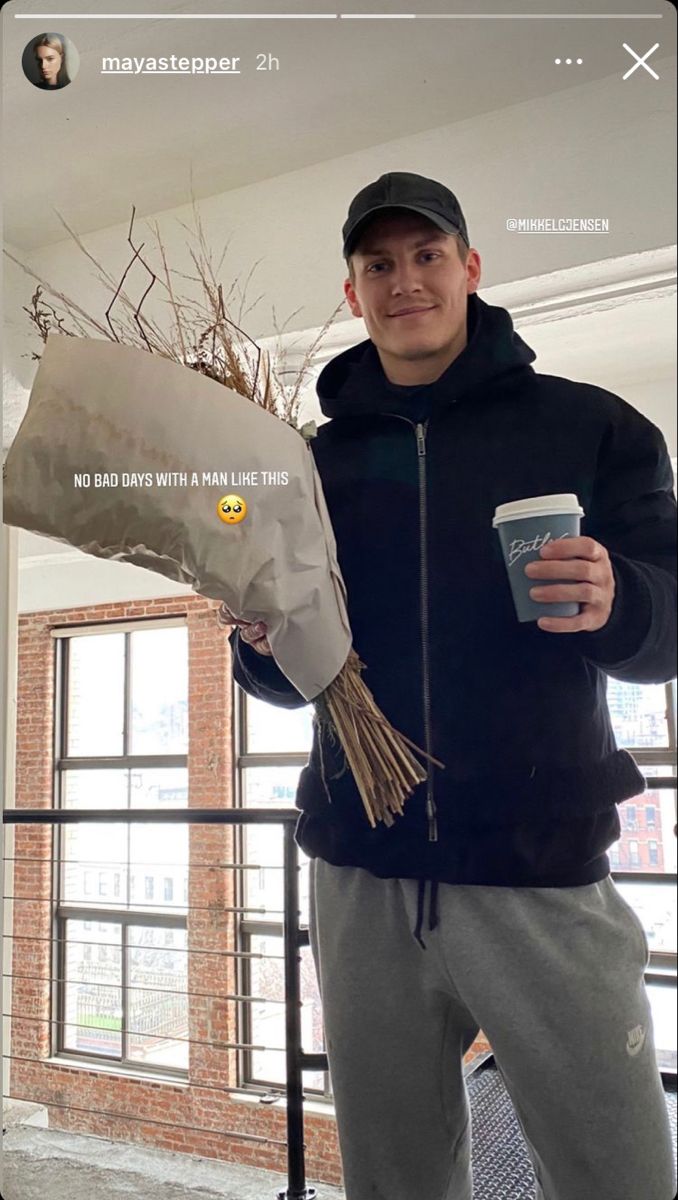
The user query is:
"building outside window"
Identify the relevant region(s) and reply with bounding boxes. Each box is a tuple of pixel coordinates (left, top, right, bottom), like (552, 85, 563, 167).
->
(54, 621, 190, 1075)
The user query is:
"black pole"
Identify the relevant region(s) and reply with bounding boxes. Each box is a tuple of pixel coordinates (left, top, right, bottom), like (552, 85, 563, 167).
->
(277, 822, 316, 1200)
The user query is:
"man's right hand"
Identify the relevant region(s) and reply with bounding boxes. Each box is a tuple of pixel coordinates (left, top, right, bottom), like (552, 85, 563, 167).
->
(210, 599, 273, 656)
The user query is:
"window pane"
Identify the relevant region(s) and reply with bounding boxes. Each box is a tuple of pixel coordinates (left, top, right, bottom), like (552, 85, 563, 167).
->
(64, 768, 128, 808)
(242, 767, 308, 923)
(67, 634, 125, 756)
(129, 824, 188, 915)
(242, 765, 301, 809)
(615, 881, 677, 957)
(62, 775, 128, 907)
(129, 769, 188, 914)
(606, 679, 670, 749)
(245, 695, 313, 754)
(244, 827, 311, 927)
(129, 767, 188, 809)
(64, 920, 122, 1057)
(62, 770, 188, 912)
(249, 935, 324, 1092)
(127, 926, 188, 1071)
(609, 767, 676, 875)
(130, 627, 188, 754)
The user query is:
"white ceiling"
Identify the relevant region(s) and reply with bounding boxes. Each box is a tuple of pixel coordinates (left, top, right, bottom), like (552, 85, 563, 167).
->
(3, 0, 673, 250)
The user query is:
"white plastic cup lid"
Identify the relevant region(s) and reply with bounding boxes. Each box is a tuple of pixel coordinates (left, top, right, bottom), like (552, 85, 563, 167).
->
(492, 493, 584, 527)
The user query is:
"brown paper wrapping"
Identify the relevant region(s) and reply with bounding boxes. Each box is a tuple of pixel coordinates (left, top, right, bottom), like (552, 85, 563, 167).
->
(3, 335, 352, 701)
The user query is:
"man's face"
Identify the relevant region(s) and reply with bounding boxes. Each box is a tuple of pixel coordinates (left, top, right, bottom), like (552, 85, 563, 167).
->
(36, 46, 61, 83)
(344, 211, 481, 383)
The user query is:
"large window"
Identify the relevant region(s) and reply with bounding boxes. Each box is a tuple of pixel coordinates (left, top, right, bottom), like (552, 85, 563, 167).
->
(54, 620, 190, 1075)
(234, 676, 677, 1079)
(233, 693, 329, 1097)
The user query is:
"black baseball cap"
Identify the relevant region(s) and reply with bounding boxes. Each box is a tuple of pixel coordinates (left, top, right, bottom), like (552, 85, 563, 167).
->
(342, 171, 469, 259)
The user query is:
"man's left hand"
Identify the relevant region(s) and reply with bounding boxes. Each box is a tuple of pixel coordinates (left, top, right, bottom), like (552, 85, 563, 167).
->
(524, 536, 616, 633)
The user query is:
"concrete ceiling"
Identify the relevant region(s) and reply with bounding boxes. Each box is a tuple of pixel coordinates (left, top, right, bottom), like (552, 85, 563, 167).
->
(3, 0, 672, 250)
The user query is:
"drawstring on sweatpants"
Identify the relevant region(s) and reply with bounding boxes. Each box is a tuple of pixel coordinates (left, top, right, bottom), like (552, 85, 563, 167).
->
(413, 878, 440, 950)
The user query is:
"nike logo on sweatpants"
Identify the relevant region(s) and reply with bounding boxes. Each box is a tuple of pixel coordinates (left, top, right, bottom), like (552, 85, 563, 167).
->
(626, 1024, 646, 1057)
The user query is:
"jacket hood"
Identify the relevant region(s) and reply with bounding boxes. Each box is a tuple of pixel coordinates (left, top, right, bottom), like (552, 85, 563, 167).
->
(317, 292, 536, 419)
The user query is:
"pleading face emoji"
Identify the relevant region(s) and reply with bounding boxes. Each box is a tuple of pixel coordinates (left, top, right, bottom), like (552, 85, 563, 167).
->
(217, 494, 247, 525)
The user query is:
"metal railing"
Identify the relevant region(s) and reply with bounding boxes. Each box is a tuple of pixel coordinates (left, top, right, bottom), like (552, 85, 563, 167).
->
(4, 789, 678, 1193)
(2, 807, 326, 1200)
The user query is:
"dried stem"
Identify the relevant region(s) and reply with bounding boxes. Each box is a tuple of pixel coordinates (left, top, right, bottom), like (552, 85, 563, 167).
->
(320, 649, 444, 827)
(7, 196, 340, 426)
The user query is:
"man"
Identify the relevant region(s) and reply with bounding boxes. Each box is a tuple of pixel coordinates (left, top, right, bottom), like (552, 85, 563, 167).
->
(218, 173, 677, 1200)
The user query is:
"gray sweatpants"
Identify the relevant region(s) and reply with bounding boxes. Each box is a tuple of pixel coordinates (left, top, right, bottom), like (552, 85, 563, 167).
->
(308, 858, 676, 1200)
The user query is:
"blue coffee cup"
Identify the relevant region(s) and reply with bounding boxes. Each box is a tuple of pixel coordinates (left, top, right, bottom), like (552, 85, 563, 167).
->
(493, 494, 585, 623)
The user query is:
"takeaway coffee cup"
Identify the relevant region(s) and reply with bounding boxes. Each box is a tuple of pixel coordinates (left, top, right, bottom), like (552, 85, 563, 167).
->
(493, 493, 585, 623)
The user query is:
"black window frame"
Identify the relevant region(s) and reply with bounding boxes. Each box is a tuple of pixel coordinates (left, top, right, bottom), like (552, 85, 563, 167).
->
(52, 618, 190, 1079)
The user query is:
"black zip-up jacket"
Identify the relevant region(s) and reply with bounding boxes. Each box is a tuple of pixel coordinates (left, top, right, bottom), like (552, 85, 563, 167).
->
(230, 293, 676, 942)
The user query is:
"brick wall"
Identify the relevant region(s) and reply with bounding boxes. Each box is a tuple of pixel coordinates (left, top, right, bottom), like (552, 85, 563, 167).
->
(9, 594, 491, 1189)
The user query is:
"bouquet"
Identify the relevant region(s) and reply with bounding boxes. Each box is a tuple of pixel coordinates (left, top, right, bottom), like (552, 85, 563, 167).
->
(3, 207, 442, 827)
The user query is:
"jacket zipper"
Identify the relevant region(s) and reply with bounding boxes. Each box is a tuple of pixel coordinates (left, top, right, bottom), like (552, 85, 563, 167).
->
(384, 413, 438, 842)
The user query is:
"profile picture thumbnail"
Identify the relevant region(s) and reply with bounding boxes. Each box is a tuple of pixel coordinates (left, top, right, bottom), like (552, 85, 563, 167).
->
(22, 32, 79, 91)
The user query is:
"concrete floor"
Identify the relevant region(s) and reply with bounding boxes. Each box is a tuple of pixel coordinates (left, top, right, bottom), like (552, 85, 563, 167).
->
(1, 1124, 346, 1200)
